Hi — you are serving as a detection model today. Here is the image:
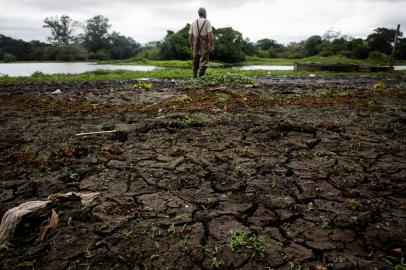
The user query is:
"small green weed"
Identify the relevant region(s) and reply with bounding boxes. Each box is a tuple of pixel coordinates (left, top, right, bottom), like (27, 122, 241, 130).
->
(373, 81, 386, 91)
(167, 224, 176, 235)
(262, 91, 287, 101)
(216, 92, 231, 102)
(316, 89, 349, 98)
(120, 229, 133, 239)
(211, 257, 224, 268)
(179, 237, 189, 247)
(0, 244, 10, 252)
(178, 94, 193, 102)
(304, 202, 315, 212)
(182, 113, 204, 126)
(346, 199, 360, 210)
(318, 215, 330, 229)
(127, 81, 153, 90)
(394, 257, 406, 270)
(228, 230, 266, 256)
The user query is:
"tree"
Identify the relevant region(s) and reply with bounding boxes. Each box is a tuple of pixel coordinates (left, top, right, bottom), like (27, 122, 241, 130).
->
(256, 39, 283, 50)
(396, 38, 406, 60)
(3, 53, 17, 62)
(349, 38, 369, 59)
(323, 28, 342, 42)
(211, 27, 246, 63)
(159, 25, 191, 60)
(108, 32, 141, 59)
(241, 38, 257, 56)
(83, 15, 111, 53)
(43, 15, 79, 45)
(367, 27, 403, 55)
(54, 44, 88, 61)
(304, 35, 322, 56)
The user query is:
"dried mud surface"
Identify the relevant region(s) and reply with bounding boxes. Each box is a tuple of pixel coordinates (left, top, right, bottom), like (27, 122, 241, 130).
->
(1, 75, 406, 270)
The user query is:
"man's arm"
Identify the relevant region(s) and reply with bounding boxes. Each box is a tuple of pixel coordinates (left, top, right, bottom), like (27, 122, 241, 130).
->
(208, 32, 213, 51)
(189, 33, 194, 49)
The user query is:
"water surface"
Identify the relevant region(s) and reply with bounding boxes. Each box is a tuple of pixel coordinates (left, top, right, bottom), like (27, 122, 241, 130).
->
(0, 62, 159, 76)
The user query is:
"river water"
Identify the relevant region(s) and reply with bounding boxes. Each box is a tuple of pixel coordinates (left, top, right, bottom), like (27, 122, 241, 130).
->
(0, 62, 405, 76)
(0, 62, 159, 77)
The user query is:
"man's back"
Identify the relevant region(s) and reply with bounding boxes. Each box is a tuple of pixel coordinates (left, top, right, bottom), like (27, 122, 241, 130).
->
(189, 18, 212, 37)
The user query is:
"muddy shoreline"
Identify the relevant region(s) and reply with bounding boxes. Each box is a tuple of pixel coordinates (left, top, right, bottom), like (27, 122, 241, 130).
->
(1, 75, 406, 269)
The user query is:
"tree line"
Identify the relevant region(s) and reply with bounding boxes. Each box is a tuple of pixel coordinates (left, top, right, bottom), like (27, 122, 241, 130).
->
(1, 14, 405, 63)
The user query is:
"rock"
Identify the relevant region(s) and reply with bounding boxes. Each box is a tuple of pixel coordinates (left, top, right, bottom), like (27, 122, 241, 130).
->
(52, 89, 62, 94)
(306, 240, 336, 251)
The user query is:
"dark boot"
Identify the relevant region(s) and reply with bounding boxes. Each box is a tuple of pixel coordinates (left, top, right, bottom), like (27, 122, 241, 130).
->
(198, 67, 207, 77)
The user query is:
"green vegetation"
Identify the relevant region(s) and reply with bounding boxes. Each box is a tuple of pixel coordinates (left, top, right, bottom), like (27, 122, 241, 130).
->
(100, 54, 406, 67)
(244, 55, 406, 66)
(167, 224, 176, 235)
(178, 94, 193, 102)
(394, 258, 406, 270)
(182, 73, 255, 89)
(120, 229, 133, 239)
(304, 202, 315, 212)
(228, 230, 267, 256)
(216, 93, 231, 102)
(182, 113, 204, 126)
(0, 244, 10, 253)
(316, 89, 350, 98)
(373, 81, 386, 91)
(1, 15, 405, 64)
(262, 91, 288, 101)
(211, 257, 224, 268)
(179, 237, 189, 247)
(131, 81, 153, 90)
(1, 68, 405, 84)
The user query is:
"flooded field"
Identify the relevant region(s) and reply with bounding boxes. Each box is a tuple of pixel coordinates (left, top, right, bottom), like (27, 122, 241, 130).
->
(0, 75, 406, 269)
(0, 62, 159, 76)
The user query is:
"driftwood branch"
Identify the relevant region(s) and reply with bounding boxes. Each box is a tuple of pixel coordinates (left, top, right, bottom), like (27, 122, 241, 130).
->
(0, 192, 100, 244)
(76, 130, 118, 136)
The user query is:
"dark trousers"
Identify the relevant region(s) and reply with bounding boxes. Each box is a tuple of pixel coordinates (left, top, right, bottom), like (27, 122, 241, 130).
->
(192, 53, 209, 78)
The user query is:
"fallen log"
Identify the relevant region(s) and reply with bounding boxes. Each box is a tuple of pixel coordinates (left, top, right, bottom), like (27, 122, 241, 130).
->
(0, 192, 100, 244)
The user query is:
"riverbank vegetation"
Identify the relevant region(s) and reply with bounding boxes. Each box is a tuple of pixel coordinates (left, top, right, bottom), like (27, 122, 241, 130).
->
(1, 68, 405, 84)
(1, 14, 405, 64)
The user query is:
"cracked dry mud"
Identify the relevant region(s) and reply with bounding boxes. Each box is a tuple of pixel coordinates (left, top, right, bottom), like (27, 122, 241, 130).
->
(0, 75, 406, 270)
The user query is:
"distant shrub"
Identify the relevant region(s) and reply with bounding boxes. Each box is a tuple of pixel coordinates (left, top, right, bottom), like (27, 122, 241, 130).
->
(88, 49, 110, 61)
(287, 53, 305, 59)
(257, 49, 277, 58)
(32, 71, 45, 77)
(368, 51, 388, 63)
(140, 47, 160, 60)
(338, 50, 354, 58)
(3, 53, 16, 62)
(55, 44, 88, 61)
(318, 50, 335, 57)
(353, 45, 370, 59)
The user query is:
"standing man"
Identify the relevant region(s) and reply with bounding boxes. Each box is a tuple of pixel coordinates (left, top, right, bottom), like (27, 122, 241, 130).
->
(188, 7, 214, 78)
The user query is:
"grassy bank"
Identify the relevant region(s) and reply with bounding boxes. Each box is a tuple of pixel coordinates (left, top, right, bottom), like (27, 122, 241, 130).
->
(0, 67, 405, 84)
(0, 68, 275, 84)
(99, 55, 406, 67)
(244, 55, 406, 66)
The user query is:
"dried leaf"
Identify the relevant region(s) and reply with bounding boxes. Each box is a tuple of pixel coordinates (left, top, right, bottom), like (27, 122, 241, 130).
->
(38, 209, 59, 241)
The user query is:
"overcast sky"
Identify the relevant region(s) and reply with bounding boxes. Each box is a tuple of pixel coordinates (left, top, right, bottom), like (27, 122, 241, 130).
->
(0, 0, 405, 44)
